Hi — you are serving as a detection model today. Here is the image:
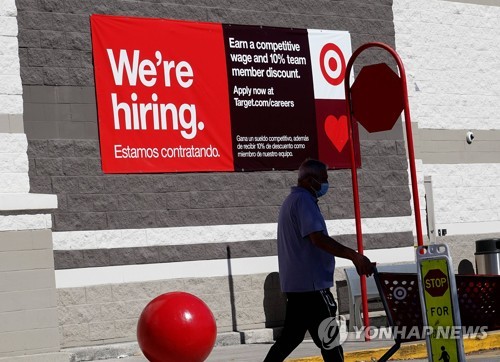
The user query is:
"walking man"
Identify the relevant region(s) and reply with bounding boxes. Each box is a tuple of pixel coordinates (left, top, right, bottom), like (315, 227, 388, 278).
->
(264, 159, 375, 362)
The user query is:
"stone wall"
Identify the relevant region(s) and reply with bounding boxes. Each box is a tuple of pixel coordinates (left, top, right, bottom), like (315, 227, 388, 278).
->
(57, 273, 287, 348)
(3, 0, 497, 353)
(1, 1, 62, 359)
(393, 0, 500, 263)
(0, 230, 60, 358)
(14, 0, 418, 348)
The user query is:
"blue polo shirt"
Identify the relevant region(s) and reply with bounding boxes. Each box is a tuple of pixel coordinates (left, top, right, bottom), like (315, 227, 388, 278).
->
(277, 186, 335, 292)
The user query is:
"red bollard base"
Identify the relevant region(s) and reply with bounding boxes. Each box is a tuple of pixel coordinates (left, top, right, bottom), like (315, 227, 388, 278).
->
(137, 291, 217, 362)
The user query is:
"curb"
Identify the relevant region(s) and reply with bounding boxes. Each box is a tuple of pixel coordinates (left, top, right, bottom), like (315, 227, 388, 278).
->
(61, 330, 267, 361)
(0, 352, 74, 362)
(288, 330, 500, 362)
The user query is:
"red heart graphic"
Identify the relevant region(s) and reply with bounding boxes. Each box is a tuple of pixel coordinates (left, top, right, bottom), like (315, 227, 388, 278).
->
(324, 114, 349, 152)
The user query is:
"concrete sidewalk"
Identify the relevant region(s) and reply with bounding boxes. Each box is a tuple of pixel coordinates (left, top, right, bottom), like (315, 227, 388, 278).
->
(62, 329, 500, 362)
(63, 339, 398, 362)
(67, 340, 500, 362)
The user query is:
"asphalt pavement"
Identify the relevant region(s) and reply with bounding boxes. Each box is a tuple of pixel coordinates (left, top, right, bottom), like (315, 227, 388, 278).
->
(76, 338, 500, 362)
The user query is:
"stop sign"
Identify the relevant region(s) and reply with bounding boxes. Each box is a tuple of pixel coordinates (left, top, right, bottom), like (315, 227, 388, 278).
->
(350, 63, 404, 133)
(424, 269, 449, 297)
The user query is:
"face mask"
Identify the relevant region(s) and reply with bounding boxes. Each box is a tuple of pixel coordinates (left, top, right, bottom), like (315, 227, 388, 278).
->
(316, 182, 329, 197)
(312, 178, 329, 198)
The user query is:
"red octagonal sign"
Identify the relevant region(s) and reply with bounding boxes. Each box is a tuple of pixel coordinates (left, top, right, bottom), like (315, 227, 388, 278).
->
(350, 63, 404, 133)
(424, 268, 449, 297)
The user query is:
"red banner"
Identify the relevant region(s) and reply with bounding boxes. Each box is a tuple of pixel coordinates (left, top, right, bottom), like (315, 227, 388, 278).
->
(90, 15, 360, 173)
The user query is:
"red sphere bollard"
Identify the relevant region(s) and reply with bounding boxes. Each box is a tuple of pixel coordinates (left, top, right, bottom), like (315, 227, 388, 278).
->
(137, 292, 217, 362)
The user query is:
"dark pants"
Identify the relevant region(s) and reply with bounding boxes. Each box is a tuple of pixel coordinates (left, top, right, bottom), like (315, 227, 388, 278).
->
(264, 289, 344, 362)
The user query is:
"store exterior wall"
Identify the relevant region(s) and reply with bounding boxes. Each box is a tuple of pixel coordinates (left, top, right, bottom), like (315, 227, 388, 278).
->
(0, 0, 61, 359)
(13, 0, 419, 348)
(11, 0, 498, 352)
(393, 0, 500, 270)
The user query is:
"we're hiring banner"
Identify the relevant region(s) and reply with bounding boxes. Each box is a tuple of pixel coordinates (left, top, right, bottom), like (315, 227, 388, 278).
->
(90, 14, 360, 173)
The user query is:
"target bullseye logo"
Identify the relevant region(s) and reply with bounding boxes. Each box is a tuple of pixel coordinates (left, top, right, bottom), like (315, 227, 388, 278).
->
(319, 43, 346, 86)
(393, 286, 407, 300)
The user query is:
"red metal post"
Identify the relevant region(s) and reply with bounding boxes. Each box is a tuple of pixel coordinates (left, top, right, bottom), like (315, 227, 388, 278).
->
(344, 42, 424, 340)
(344, 45, 370, 340)
(344, 94, 370, 339)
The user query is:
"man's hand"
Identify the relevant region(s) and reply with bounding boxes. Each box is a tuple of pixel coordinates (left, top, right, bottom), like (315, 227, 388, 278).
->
(352, 253, 375, 276)
(308, 232, 377, 276)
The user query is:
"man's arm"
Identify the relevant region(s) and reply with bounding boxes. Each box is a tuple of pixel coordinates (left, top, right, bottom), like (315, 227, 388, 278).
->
(309, 231, 375, 276)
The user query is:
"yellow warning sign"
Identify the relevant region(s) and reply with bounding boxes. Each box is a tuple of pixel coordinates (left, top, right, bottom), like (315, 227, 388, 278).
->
(420, 258, 461, 361)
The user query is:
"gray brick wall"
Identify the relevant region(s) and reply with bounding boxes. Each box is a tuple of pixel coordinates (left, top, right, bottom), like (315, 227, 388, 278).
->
(0, 229, 60, 357)
(56, 267, 398, 348)
(23, 86, 97, 139)
(57, 273, 286, 348)
(28, 138, 411, 232)
(19, 0, 397, 137)
(52, 231, 412, 269)
(18, 1, 411, 245)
